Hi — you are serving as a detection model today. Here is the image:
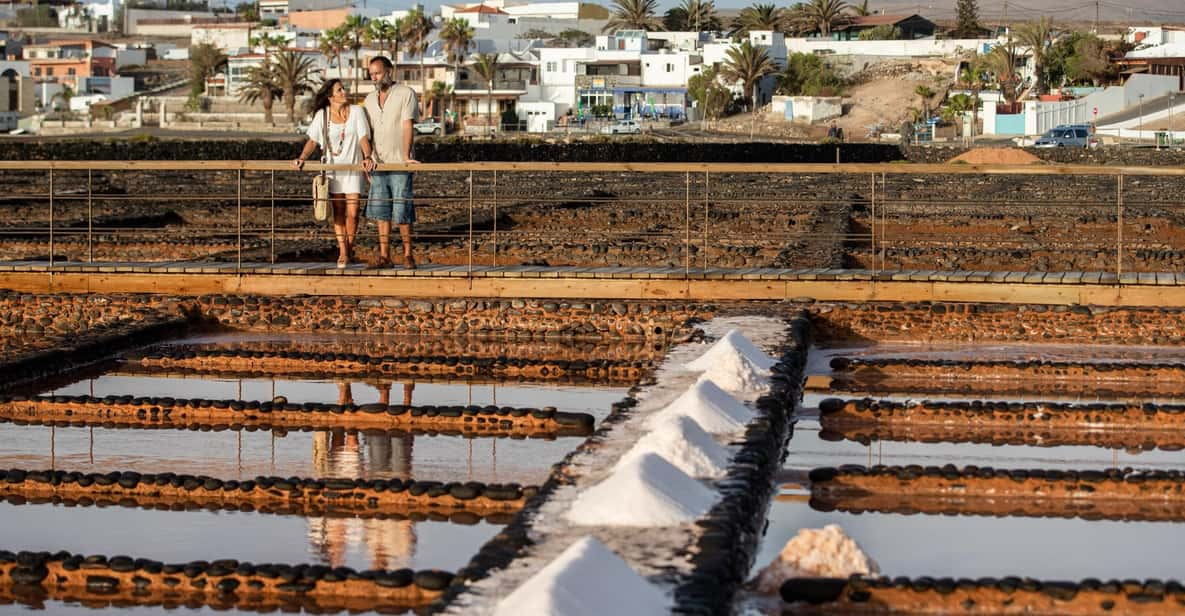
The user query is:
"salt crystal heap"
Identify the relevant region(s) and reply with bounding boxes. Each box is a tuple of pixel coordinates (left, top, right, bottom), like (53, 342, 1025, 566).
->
(685, 329, 775, 396)
(493, 536, 669, 616)
(616, 415, 732, 478)
(751, 524, 880, 594)
(647, 378, 755, 435)
(566, 453, 717, 526)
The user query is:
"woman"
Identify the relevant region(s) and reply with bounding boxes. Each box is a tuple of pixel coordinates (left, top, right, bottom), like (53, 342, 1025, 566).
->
(293, 79, 375, 268)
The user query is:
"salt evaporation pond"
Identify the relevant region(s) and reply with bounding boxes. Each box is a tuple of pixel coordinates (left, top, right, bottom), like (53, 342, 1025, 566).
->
(756, 498, 1185, 580)
(8, 376, 624, 485)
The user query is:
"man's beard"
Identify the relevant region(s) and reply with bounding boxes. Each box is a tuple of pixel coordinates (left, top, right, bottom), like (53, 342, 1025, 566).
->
(378, 74, 394, 90)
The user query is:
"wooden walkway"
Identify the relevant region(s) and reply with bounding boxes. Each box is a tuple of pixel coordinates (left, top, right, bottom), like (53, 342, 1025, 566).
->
(1, 261, 1183, 306)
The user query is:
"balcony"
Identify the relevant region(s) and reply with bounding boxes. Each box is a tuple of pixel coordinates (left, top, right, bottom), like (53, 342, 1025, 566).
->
(575, 74, 642, 90)
(454, 79, 528, 93)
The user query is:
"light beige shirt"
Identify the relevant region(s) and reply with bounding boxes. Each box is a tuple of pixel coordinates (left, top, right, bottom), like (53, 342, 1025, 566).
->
(363, 84, 419, 164)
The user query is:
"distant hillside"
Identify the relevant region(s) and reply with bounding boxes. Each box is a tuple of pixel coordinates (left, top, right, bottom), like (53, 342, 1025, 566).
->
(864, 0, 1185, 26)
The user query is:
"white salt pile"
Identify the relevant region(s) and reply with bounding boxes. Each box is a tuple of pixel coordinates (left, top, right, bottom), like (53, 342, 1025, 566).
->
(687, 328, 777, 371)
(647, 378, 755, 434)
(750, 524, 880, 594)
(685, 329, 775, 396)
(493, 536, 669, 616)
(566, 453, 717, 526)
(616, 415, 732, 478)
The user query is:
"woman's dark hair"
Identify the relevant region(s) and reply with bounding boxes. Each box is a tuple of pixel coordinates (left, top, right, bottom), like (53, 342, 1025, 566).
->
(309, 78, 343, 114)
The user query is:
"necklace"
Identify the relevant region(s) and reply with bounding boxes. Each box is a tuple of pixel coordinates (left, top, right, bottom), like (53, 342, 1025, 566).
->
(326, 106, 347, 157)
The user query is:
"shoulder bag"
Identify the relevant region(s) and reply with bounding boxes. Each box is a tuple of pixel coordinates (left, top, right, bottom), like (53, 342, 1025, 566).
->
(312, 108, 330, 222)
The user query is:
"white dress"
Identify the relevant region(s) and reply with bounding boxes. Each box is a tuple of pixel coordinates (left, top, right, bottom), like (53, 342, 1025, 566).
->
(307, 105, 371, 195)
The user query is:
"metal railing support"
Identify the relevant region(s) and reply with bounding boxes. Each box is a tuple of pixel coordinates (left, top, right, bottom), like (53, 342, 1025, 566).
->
(269, 170, 276, 264)
(870, 172, 876, 275)
(467, 170, 474, 274)
(87, 169, 94, 263)
(684, 171, 691, 278)
(702, 171, 709, 271)
(236, 169, 243, 271)
(48, 169, 54, 267)
(1117, 174, 1124, 277)
(492, 170, 498, 267)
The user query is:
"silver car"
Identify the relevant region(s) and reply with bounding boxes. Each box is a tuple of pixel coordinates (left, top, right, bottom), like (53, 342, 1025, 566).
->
(1035, 125, 1099, 148)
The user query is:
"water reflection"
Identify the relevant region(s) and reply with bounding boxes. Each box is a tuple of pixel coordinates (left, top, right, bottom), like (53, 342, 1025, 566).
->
(308, 381, 418, 570)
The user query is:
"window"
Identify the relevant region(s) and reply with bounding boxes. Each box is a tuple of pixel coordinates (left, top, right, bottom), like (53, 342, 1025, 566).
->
(46, 67, 54, 76)
(33, 68, 40, 76)
(546, 61, 557, 72)
(665, 63, 674, 72)
(1075, 129, 1088, 138)
(67, 68, 76, 75)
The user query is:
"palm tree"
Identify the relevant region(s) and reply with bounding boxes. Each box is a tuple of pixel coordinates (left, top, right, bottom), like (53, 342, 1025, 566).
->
(943, 93, 975, 137)
(250, 32, 286, 53)
(238, 61, 283, 124)
(426, 80, 452, 126)
(721, 40, 774, 109)
(402, 7, 434, 112)
(957, 51, 984, 139)
(365, 17, 401, 59)
(188, 43, 227, 100)
(343, 14, 368, 94)
(914, 84, 935, 120)
(273, 50, 319, 123)
(470, 52, 500, 134)
(1014, 16, 1054, 96)
(318, 26, 347, 83)
(680, 0, 717, 31)
(985, 42, 1023, 107)
(603, 0, 662, 33)
(849, 0, 871, 16)
(730, 3, 784, 36)
(800, 0, 850, 37)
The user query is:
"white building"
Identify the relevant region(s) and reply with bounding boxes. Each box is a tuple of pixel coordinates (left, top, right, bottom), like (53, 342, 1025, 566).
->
(192, 24, 254, 53)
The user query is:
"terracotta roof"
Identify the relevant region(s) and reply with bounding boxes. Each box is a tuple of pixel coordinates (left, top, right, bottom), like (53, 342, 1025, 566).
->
(456, 4, 507, 14)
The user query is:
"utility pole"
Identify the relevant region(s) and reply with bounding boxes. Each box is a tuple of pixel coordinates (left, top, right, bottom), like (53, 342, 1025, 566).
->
(1094, 0, 1099, 34)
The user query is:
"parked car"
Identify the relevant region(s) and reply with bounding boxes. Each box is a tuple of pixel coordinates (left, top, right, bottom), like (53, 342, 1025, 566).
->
(600, 119, 641, 135)
(1034, 124, 1099, 148)
(413, 119, 444, 136)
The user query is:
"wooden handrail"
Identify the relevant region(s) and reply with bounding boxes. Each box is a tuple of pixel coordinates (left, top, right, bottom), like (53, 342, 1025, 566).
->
(0, 160, 1183, 176)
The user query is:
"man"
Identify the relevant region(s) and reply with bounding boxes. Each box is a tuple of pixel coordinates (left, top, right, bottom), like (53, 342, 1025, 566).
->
(362, 56, 419, 269)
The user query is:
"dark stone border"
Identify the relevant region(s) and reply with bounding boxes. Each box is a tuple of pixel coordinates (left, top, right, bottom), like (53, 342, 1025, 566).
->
(672, 311, 812, 615)
(0, 316, 191, 393)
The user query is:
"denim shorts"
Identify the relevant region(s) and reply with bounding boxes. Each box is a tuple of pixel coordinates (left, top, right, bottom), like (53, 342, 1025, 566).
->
(366, 171, 415, 224)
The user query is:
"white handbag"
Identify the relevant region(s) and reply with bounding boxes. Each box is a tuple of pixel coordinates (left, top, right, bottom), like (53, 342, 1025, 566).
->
(312, 109, 330, 221)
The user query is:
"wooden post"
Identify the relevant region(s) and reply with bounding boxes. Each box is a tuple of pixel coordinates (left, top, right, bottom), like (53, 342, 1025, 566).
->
(702, 171, 709, 271)
(870, 172, 876, 275)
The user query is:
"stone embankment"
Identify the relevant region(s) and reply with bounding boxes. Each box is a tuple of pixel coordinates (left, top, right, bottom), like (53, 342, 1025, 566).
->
(0, 467, 529, 520)
(0, 395, 594, 436)
(780, 576, 1184, 615)
(829, 356, 1185, 382)
(809, 464, 1185, 522)
(131, 346, 649, 382)
(0, 550, 452, 611)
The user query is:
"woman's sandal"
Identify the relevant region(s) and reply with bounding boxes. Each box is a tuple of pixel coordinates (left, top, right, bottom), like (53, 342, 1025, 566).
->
(336, 255, 349, 269)
(403, 255, 417, 270)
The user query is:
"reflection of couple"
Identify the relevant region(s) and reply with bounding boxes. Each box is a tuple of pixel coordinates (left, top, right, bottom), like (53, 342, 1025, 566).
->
(309, 381, 416, 569)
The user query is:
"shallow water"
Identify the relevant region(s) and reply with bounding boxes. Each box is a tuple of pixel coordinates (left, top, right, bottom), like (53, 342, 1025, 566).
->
(0, 500, 497, 573)
(10, 376, 624, 485)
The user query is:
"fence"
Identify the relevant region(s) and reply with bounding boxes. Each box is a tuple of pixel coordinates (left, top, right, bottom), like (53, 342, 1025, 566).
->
(1, 160, 1184, 279)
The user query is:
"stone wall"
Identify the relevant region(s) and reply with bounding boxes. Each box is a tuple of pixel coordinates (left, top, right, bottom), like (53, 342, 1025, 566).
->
(809, 302, 1185, 345)
(0, 139, 905, 164)
(902, 144, 1185, 166)
(0, 292, 711, 341)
